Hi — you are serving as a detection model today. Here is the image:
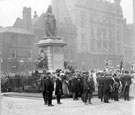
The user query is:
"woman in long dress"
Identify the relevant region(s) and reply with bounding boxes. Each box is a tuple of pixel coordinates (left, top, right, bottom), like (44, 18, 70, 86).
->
(62, 79, 70, 96)
(129, 73, 135, 98)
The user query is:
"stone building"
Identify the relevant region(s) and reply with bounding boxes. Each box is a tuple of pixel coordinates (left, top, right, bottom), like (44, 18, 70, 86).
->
(51, 0, 130, 69)
(0, 27, 34, 74)
(123, 24, 134, 70)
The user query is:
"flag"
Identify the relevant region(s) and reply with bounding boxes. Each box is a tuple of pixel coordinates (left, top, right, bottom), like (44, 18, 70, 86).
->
(120, 56, 123, 71)
(105, 59, 109, 67)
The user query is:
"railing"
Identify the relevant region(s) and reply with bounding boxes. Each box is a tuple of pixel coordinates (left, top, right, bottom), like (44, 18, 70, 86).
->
(1, 75, 41, 93)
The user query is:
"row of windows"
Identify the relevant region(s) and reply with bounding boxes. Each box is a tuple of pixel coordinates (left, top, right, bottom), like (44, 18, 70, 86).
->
(10, 35, 32, 45)
(79, 11, 122, 29)
(80, 16, 113, 28)
(79, 39, 122, 54)
(10, 49, 32, 59)
(78, 0, 113, 6)
(9, 62, 34, 73)
(91, 28, 121, 42)
(81, 29, 120, 45)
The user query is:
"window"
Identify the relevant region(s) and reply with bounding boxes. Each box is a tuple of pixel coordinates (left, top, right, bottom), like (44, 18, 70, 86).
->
(103, 40, 108, 52)
(97, 28, 101, 39)
(117, 43, 121, 53)
(11, 64, 17, 73)
(91, 27, 94, 38)
(117, 30, 120, 42)
(102, 29, 106, 40)
(80, 11, 86, 28)
(109, 30, 112, 40)
(80, 16, 85, 28)
(97, 40, 102, 52)
(10, 49, 16, 58)
(27, 50, 32, 59)
(90, 39, 96, 52)
(81, 34, 87, 52)
(109, 41, 113, 53)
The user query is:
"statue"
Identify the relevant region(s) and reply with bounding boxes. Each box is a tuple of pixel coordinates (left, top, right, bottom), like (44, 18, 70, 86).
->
(44, 5, 57, 37)
(36, 49, 48, 70)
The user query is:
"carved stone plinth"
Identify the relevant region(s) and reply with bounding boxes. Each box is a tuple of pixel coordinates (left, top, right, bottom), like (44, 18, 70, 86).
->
(36, 37, 66, 72)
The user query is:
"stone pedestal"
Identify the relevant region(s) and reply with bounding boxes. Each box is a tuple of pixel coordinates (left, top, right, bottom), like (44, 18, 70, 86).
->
(36, 37, 66, 72)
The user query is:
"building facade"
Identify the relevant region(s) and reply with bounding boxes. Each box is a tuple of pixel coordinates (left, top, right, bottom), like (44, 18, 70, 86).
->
(0, 27, 34, 74)
(123, 24, 134, 71)
(51, 0, 130, 69)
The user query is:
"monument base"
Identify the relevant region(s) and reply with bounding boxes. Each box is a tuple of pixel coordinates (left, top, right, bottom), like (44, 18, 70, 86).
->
(36, 37, 66, 72)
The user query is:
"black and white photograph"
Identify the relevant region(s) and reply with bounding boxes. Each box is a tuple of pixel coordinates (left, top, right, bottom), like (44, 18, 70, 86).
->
(0, 0, 135, 115)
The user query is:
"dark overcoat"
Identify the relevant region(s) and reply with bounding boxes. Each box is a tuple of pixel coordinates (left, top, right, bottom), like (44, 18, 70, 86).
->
(71, 77, 79, 93)
(45, 77, 54, 93)
(55, 78, 63, 95)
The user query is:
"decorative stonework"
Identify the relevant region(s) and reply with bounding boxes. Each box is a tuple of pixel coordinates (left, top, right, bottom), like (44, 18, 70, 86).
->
(36, 37, 66, 72)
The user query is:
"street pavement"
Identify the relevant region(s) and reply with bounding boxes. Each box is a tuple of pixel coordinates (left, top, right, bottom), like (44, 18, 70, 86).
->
(1, 96, 135, 115)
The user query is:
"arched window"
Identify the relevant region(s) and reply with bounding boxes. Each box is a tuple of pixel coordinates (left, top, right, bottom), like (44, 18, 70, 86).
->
(10, 49, 16, 58)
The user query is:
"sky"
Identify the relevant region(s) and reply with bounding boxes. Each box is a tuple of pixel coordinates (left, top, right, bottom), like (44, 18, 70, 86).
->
(0, 0, 133, 27)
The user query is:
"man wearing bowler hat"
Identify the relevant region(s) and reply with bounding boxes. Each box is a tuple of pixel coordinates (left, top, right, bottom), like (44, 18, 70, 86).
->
(45, 72, 54, 106)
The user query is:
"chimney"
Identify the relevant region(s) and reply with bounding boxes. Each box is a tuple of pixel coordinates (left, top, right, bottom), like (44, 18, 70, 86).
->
(23, 7, 32, 30)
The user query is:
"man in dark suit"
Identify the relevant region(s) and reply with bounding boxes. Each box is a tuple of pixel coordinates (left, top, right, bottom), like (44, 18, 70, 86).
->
(40, 74, 48, 105)
(103, 74, 111, 103)
(87, 74, 95, 104)
(121, 71, 132, 101)
(45, 72, 54, 106)
(71, 73, 79, 100)
(113, 77, 120, 101)
(55, 72, 63, 104)
(97, 72, 105, 102)
(82, 73, 89, 104)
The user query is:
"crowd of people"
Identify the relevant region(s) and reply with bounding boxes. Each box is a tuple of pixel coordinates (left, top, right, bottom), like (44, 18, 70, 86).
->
(39, 68, 134, 107)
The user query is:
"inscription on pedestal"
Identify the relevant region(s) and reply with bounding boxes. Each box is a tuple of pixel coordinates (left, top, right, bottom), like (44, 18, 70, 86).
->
(53, 46, 63, 70)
